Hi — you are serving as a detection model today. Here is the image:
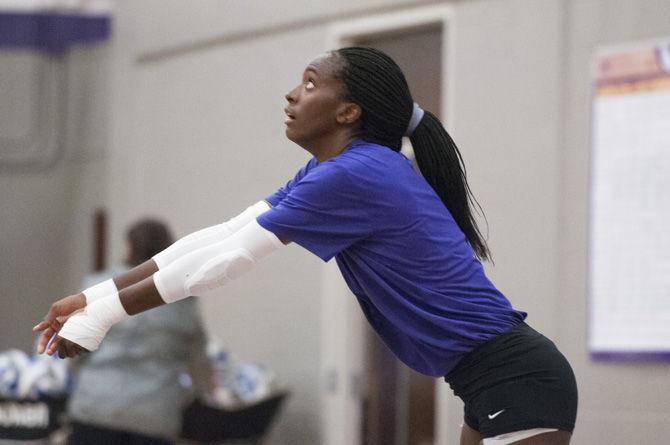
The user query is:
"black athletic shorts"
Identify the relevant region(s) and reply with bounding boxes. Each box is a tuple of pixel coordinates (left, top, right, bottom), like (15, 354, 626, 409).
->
(444, 322, 578, 438)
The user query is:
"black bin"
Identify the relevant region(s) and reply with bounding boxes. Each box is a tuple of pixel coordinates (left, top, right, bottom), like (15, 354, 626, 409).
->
(181, 391, 289, 444)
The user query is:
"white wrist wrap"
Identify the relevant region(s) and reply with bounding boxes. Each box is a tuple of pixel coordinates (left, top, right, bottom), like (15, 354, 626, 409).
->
(58, 293, 129, 351)
(152, 201, 270, 269)
(82, 278, 118, 304)
(153, 220, 282, 304)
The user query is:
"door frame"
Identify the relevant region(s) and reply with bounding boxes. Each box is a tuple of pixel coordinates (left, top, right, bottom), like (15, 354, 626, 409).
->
(321, 5, 456, 445)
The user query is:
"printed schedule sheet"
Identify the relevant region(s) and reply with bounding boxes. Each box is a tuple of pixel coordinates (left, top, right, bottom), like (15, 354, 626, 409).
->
(589, 39, 670, 359)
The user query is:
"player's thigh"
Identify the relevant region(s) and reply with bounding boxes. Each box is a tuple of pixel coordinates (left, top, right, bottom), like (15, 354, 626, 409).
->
(510, 430, 571, 444)
(460, 422, 483, 445)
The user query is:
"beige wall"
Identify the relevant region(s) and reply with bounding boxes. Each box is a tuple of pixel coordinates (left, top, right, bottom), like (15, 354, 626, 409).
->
(0, 47, 109, 353)
(560, 0, 670, 443)
(444, 1, 670, 443)
(2, 0, 670, 443)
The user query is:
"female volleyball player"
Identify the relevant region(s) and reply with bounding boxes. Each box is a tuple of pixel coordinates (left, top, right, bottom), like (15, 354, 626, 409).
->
(33, 47, 577, 444)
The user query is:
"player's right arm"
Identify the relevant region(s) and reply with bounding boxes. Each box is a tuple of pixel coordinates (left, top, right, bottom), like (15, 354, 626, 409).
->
(33, 201, 272, 354)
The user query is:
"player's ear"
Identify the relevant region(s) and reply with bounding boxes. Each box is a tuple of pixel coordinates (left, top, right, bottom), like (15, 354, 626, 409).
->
(337, 102, 361, 125)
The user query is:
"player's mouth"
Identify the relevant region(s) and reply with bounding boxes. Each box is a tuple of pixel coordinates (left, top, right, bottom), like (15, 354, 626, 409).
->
(284, 108, 296, 125)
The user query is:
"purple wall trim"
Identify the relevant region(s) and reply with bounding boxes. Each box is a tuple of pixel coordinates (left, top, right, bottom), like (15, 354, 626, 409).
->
(591, 351, 670, 362)
(0, 12, 111, 55)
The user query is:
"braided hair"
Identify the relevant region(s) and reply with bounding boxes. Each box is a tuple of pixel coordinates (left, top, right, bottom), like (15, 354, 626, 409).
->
(334, 46, 491, 261)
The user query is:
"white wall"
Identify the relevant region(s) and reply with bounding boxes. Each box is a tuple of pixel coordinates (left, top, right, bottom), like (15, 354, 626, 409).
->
(3, 0, 670, 444)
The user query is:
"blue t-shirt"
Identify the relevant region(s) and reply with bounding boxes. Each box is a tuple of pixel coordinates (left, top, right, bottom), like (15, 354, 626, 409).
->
(257, 140, 526, 376)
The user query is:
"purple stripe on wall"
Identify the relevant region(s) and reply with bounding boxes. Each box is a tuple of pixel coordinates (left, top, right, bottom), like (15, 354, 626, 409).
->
(591, 351, 670, 362)
(0, 12, 111, 55)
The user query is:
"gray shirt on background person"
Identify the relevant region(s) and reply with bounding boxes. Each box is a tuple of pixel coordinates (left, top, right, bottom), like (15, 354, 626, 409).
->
(67, 266, 211, 440)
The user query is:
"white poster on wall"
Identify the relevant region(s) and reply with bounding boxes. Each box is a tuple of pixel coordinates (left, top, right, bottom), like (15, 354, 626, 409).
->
(589, 38, 670, 360)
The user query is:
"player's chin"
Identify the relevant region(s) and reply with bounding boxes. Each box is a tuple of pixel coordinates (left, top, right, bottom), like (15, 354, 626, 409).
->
(284, 126, 300, 143)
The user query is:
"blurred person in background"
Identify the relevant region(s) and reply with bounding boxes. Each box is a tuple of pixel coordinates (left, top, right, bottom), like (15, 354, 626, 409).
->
(66, 219, 211, 445)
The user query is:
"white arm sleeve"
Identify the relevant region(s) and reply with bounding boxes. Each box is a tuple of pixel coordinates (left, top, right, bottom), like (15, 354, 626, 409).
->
(59, 219, 281, 352)
(82, 278, 118, 304)
(78, 202, 271, 304)
(153, 220, 283, 304)
(59, 291, 129, 351)
(152, 201, 271, 269)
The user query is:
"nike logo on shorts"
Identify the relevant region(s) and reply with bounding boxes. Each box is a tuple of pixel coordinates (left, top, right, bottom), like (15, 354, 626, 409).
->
(488, 409, 505, 419)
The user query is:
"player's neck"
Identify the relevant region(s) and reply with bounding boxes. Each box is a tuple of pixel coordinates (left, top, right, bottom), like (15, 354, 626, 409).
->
(306, 132, 357, 163)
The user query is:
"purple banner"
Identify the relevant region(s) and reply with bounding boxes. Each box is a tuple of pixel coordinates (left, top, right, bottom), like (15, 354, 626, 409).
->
(0, 12, 111, 55)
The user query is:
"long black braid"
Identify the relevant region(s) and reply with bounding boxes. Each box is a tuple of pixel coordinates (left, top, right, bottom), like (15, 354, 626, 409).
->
(335, 47, 412, 150)
(335, 46, 491, 261)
